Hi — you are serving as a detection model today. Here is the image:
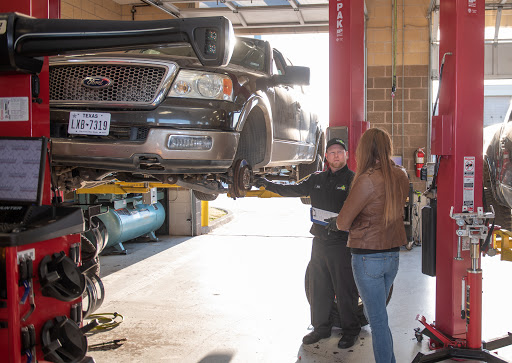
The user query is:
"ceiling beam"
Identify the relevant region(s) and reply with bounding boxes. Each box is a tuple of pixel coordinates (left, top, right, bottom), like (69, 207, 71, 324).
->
(287, 0, 305, 26)
(495, 6, 502, 44)
(235, 25, 329, 35)
(141, 0, 180, 18)
(232, 21, 328, 29)
(178, 4, 328, 14)
(224, 1, 248, 27)
(429, 1, 512, 11)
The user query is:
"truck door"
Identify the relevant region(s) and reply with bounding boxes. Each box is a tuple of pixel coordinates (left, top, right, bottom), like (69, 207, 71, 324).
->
(271, 50, 301, 142)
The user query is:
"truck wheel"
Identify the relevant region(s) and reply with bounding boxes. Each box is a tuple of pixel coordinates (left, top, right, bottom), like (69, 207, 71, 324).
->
(193, 190, 219, 201)
(483, 162, 512, 230)
(234, 110, 266, 167)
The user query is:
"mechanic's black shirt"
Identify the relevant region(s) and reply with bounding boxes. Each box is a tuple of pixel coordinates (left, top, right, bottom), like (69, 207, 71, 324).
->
(264, 165, 354, 241)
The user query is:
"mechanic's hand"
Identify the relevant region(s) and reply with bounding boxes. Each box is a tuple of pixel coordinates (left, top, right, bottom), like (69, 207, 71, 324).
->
(325, 217, 339, 234)
(253, 177, 270, 189)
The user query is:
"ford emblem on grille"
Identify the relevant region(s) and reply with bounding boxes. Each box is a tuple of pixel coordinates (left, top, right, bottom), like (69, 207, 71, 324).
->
(82, 76, 112, 88)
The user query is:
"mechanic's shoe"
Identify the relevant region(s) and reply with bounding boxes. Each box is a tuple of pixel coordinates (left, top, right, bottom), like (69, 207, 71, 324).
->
(337, 334, 358, 349)
(302, 330, 331, 345)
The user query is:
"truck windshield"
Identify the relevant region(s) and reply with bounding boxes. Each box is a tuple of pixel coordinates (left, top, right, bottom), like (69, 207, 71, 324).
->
(126, 38, 267, 72)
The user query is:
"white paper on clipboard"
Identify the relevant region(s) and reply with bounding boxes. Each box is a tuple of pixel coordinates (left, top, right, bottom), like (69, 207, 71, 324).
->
(310, 207, 338, 226)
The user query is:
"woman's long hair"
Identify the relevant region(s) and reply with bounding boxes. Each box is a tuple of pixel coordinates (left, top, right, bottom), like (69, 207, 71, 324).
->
(353, 128, 402, 226)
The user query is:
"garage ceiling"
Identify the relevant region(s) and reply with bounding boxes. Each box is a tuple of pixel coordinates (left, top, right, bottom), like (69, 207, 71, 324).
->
(113, 0, 339, 34)
(114, 0, 512, 36)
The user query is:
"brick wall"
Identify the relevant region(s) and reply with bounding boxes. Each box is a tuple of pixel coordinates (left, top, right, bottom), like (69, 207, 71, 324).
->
(60, 0, 123, 20)
(121, 5, 176, 21)
(366, 0, 430, 192)
(367, 65, 428, 191)
(60, 0, 177, 21)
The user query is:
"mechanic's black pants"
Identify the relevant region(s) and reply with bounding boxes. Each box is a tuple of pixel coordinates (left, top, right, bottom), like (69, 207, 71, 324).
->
(306, 237, 361, 336)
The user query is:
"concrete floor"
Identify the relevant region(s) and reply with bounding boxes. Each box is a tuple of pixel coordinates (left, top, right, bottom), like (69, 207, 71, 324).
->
(86, 195, 512, 363)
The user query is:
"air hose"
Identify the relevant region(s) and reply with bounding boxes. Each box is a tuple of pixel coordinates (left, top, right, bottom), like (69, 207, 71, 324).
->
(84, 312, 124, 334)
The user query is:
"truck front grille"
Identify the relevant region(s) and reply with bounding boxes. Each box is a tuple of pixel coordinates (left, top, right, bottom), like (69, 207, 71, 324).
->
(50, 64, 167, 104)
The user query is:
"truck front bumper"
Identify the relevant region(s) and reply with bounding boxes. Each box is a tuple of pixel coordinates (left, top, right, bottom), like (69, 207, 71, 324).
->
(51, 128, 239, 174)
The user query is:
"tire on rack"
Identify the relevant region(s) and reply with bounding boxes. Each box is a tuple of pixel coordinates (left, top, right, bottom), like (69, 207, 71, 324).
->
(483, 161, 512, 230)
(193, 190, 218, 201)
(298, 148, 323, 205)
(304, 263, 393, 328)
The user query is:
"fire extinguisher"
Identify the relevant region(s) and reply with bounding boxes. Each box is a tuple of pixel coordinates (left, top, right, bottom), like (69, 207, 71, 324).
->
(415, 148, 425, 178)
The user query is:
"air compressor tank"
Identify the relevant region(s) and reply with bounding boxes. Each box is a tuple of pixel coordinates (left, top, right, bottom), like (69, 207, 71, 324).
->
(98, 201, 165, 251)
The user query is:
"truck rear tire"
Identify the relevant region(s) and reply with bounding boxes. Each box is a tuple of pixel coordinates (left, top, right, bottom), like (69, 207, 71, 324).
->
(483, 162, 512, 230)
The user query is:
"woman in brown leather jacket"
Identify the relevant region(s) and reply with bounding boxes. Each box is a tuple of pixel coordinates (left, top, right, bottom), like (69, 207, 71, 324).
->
(336, 128, 409, 363)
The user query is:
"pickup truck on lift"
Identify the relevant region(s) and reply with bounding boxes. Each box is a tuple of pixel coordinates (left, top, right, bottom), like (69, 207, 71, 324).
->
(49, 36, 325, 200)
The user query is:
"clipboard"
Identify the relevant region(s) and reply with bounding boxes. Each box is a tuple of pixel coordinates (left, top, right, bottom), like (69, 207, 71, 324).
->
(310, 207, 338, 226)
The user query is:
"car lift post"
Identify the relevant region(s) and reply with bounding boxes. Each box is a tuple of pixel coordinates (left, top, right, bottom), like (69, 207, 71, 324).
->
(0, 2, 91, 363)
(413, 0, 512, 361)
(328, 0, 368, 169)
(0, 0, 58, 202)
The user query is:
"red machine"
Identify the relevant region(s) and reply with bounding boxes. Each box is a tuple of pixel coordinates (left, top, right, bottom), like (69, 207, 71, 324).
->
(0, 5, 234, 362)
(413, 0, 512, 361)
(330, 0, 512, 362)
(0, 2, 93, 362)
(328, 0, 368, 169)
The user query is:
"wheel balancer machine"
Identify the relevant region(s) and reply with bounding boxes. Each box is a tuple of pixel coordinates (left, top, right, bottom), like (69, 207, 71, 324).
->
(0, 2, 233, 361)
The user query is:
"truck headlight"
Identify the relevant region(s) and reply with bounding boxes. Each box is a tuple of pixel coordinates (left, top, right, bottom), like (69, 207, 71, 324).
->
(169, 70, 233, 101)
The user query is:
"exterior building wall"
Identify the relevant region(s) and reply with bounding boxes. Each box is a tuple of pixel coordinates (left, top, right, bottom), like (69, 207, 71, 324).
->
(366, 0, 431, 192)
(60, 0, 123, 20)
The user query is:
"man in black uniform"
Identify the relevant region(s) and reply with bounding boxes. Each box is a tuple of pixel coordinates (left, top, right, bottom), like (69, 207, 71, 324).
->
(254, 138, 360, 349)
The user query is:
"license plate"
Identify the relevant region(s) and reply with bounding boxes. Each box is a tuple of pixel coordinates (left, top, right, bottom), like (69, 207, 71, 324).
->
(68, 112, 111, 136)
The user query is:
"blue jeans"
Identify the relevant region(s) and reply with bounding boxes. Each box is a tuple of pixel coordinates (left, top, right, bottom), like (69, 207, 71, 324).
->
(352, 252, 399, 363)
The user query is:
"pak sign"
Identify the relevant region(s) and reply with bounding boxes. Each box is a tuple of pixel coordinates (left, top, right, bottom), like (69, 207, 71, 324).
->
(335, 0, 344, 42)
(462, 156, 475, 212)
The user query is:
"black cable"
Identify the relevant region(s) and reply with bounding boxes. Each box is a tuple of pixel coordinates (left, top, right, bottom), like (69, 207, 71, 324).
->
(412, 202, 422, 245)
(429, 52, 452, 192)
(481, 219, 495, 253)
(432, 52, 452, 117)
(84, 312, 123, 335)
(82, 273, 105, 318)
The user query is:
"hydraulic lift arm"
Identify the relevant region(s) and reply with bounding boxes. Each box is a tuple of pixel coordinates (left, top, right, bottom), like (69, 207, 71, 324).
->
(0, 12, 235, 74)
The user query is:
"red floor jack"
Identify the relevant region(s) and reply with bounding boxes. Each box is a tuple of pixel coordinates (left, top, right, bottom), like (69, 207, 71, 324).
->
(414, 207, 512, 362)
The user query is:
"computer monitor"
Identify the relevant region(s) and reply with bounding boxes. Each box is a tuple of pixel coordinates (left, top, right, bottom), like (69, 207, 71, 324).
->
(0, 137, 46, 206)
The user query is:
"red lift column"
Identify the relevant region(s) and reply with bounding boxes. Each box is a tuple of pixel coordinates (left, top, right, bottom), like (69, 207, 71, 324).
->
(0, 0, 59, 204)
(329, 0, 368, 169)
(0, 3, 89, 363)
(0, 0, 59, 136)
(434, 0, 484, 342)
